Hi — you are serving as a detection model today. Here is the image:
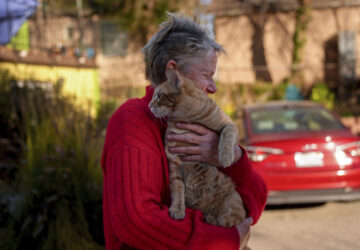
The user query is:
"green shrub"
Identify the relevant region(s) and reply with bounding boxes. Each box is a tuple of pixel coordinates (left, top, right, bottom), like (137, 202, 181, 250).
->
(0, 70, 110, 249)
(310, 82, 335, 110)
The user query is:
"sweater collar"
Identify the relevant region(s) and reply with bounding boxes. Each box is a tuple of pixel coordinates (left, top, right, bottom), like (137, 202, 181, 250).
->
(144, 85, 155, 104)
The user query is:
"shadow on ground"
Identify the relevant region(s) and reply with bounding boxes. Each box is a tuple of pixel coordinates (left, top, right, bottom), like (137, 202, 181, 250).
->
(265, 202, 326, 210)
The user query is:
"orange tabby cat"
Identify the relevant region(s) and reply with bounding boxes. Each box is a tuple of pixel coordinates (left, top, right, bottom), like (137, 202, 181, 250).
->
(149, 69, 247, 228)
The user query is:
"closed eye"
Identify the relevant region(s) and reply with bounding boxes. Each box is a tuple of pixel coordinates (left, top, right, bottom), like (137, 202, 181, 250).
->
(203, 73, 214, 80)
(155, 93, 162, 100)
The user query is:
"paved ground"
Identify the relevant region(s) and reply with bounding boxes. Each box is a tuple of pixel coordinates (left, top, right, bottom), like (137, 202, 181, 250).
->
(249, 201, 360, 250)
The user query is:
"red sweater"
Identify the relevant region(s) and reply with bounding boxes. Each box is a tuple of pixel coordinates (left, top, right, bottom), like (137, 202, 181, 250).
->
(101, 86, 267, 250)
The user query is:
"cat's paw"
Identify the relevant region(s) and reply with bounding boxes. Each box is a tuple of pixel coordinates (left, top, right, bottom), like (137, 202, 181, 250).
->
(218, 147, 234, 167)
(204, 214, 217, 226)
(169, 205, 185, 220)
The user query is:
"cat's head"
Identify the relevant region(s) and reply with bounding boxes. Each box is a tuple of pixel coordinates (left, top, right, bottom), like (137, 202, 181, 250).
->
(148, 69, 184, 118)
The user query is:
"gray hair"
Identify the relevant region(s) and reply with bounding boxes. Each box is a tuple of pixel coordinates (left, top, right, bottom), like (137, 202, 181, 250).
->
(142, 12, 225, 86)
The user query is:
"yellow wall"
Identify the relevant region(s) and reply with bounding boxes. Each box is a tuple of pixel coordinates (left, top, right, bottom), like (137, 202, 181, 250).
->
(0, 62, 100, 111)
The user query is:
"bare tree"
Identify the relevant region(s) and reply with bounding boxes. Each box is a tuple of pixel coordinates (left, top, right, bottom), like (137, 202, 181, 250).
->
(247, 1, 272, 82)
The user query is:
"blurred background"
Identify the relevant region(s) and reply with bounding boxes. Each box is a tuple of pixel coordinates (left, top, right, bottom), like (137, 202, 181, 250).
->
(1, 0, 360, 249)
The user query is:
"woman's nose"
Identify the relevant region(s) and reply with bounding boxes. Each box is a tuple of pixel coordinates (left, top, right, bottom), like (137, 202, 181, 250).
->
(206, 81, 217, 94)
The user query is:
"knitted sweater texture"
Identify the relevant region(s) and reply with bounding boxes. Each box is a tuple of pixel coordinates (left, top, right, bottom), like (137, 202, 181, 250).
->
(101, 86, 268, 250)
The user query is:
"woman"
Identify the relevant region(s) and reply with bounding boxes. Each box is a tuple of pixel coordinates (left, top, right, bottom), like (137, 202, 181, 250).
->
(101, 12, 267, 250)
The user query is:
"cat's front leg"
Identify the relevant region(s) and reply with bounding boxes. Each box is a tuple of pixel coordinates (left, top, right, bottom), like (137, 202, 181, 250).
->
(216, 191, 246, 228)
(218, 123, 238, 167)
(168, 161, 186, 220)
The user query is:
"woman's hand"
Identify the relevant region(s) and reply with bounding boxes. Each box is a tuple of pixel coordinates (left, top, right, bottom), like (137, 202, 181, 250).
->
(237, 217, 253, 250)
(167, 123, 242, 167)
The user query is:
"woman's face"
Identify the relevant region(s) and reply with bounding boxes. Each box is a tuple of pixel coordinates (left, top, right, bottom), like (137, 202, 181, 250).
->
(184, 49, 218, 95)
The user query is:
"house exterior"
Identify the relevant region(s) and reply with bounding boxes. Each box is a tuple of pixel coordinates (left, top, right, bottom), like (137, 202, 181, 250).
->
(2, 1, 359, 131)
(29, 9, 147, 95)
(95, 0, 360, 92)
(206, 0, 360, 87)
(0, 9, 100, 109)
(2, 1, 360, 99)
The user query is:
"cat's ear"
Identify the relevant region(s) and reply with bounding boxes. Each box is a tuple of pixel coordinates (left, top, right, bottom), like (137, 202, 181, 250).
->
(166, 69, 180, 88)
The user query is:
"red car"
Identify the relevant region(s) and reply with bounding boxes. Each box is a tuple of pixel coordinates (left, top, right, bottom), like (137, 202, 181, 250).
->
(241, 100, 360, 205)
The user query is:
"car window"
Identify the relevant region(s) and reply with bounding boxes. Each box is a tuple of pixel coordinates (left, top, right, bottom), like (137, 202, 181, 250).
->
(250, 106, 345, 134)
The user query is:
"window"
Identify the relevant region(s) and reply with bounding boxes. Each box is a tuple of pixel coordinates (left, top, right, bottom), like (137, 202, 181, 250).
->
(250, 106, 345, 134)
(100, 21, 127, 57)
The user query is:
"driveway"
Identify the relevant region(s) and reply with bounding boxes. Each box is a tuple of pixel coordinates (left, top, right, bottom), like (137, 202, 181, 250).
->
(249, 201, 360, 250)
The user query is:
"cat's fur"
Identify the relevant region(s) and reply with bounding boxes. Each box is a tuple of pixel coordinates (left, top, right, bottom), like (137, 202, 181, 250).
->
(149, 69, 246, 228)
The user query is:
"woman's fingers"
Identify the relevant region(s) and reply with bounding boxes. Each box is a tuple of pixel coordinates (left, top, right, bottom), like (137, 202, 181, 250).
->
(167, 123, 221, 166)
(167, 133, 202, 144)
(237, 217, 253, 250)
(236, 217, 253, 237)
(180, 154, 203, 163)
(169, 146, 201, 155)
(176, 123, 209, 135)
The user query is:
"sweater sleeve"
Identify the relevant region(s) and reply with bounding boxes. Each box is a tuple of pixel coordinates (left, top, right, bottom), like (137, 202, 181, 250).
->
(220, 147, 268, 224)
(103, 146, 240, 250)
(101, 99, 241, 250)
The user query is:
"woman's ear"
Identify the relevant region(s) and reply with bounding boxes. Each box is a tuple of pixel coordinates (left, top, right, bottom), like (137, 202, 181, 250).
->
(165, 69, 179, 88)
(165, 60, 182, 88)
(166, 59, 177, 70)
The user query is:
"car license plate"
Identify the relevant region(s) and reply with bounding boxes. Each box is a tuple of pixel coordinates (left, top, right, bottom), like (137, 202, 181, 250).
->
(295, 152, 324, 167)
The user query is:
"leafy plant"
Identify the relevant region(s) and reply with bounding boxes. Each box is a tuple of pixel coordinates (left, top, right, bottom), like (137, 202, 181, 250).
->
(310, 82, 335, 110)
(0, 70, 111, 249)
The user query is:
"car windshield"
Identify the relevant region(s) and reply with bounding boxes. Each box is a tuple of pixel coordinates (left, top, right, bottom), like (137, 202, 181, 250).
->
(250, 106, 345, 134)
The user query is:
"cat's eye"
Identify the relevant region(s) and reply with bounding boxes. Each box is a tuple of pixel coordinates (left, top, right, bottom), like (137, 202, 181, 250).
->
(156, 93, 162, 99)
(203, 74, 212, 80)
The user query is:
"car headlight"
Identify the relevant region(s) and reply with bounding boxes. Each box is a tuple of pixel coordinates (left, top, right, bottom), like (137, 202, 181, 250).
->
(246, 146, 284, 162)
(336, 141, 360, 157)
